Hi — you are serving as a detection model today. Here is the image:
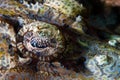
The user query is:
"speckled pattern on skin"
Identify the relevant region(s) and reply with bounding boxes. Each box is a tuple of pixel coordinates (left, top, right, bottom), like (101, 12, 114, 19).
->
(0, 0, 89, 80)
(44, 0, 83, 17)
(1, 0, 120, 80)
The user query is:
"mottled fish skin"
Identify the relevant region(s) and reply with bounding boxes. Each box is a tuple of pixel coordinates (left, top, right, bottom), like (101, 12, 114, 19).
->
(0, 0, 89, 80)
(1, 0, 120, 80)
(0, 16, 18, 80)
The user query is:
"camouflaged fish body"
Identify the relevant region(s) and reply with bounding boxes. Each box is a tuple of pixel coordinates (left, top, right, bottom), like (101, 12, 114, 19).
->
(1, 0, 120, 80)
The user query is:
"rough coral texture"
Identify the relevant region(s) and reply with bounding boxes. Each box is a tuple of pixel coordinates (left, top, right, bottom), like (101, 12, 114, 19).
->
(85, 43, 120, 80)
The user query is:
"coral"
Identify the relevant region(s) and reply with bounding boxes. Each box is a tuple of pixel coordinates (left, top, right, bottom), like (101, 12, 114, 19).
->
(84, 42, 120, 80)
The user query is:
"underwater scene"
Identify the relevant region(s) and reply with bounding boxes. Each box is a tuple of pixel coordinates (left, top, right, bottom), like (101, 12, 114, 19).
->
(0, 0, 120, 80)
